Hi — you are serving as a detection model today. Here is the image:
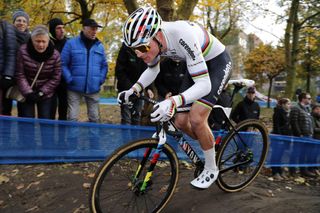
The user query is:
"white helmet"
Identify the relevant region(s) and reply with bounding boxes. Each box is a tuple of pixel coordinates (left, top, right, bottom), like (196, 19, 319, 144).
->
(123, 7, 162, 47)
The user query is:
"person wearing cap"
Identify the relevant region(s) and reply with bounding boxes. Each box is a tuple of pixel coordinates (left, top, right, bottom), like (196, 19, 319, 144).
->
(61, 18, 108, 123)
(230, 86, 260, 123)
(48, 18, 68, 120)
(15, 25, 61, 119)
(0, 19, 17, 114)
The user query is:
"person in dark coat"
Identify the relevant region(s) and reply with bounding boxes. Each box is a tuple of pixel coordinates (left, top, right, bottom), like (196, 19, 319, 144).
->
(271, 98, 292, 180)
(115, 43, 147, 125)
(1, 9, 30, 116)
(15, 25, 61, 119)
(155, 58, 187, 100)
(48, 18, 68, 120)
(310, 104, 320, 176)
(0, 19, 17, 114)
(289, 92, 316, 178)
(231, 86, 260, 123)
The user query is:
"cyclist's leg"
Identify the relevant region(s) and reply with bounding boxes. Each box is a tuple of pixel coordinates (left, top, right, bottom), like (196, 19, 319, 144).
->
(177, 50, 232, 189)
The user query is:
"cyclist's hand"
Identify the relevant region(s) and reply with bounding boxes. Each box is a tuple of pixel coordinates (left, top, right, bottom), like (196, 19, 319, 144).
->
(150, 98, 176, 122)
(117, 88, 138, 105)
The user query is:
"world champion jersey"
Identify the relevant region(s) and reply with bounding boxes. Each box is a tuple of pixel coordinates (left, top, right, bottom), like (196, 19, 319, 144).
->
(134, 21, 226, 107)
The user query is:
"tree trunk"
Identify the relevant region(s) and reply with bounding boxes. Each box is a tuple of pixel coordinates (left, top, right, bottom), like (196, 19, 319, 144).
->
(76, 0, 91, 21)
(123, 0, 138, 14)
(284, 0, 299, 98)
(176, 0, 199, 20)
(156, 0, 174, 21)
(267, 77, 273, 108)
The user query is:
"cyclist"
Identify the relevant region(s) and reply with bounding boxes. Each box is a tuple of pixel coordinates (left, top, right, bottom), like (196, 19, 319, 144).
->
(118, 7, 232, 189)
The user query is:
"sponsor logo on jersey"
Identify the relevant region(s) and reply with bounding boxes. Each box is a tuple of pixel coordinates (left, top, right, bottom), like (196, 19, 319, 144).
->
(217, 61, 232, 95)
(179, 39, 196, 60)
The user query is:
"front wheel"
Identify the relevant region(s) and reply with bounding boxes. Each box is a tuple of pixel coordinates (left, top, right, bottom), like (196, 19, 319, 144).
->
(216, 119, 269, 192)
(89, 138, 179, 213)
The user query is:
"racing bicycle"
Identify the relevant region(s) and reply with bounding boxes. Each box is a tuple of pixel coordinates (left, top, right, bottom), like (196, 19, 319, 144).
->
(89, 79, 269, 213)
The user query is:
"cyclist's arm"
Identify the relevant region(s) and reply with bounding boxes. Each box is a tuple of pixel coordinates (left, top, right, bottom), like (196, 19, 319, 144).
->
(170, 34, 211, 107)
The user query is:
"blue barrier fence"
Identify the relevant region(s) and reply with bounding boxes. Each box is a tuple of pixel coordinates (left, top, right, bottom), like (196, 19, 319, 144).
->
(0, 116, 319, 166)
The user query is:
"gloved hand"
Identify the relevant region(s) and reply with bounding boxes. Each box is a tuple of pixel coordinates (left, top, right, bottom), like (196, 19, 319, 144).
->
(117, 88, 137, 105)
(0, 76, 14, 90)
(26, 92, 41, 103)
(150, 98, 176, 122)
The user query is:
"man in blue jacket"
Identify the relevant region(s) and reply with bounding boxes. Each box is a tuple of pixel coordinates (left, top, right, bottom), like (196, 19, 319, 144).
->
(61, 18, 108, 122)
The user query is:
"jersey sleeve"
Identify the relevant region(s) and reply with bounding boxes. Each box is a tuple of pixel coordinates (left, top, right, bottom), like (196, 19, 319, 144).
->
(171, 29, 211, 107)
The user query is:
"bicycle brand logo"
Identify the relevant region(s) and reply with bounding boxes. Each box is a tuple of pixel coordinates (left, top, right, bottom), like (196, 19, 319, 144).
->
(179, 139, 200, 164)
(179, 39, 196, 61)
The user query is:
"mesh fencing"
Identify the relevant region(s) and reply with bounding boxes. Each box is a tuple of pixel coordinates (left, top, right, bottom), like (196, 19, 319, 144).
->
(0, 116, 319, 166)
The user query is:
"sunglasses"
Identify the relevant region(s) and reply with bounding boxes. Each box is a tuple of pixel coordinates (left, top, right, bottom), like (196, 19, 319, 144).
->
(131, 44, 151, 53)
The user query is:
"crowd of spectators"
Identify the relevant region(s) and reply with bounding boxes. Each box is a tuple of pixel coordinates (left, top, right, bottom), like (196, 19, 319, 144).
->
(0, 10, 108, 123)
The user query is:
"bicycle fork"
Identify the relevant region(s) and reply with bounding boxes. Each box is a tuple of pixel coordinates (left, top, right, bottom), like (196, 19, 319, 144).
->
(132, 128, 167, 193)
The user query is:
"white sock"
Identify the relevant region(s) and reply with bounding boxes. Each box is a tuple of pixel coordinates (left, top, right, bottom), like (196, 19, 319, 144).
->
(203, 148, 218, 171)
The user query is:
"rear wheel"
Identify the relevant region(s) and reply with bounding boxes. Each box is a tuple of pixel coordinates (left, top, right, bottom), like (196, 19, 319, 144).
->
(216, 119, 269, 192)
(89, 139, 179, 213)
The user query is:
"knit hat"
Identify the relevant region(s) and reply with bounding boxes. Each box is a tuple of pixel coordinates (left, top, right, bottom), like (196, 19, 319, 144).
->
(12, 9, 29, 24)
(48, 18, 64, 39)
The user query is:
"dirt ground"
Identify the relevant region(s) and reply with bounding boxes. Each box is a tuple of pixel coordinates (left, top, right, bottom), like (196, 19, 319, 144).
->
(0, 163, 320, 213)
(1, 105, 320, 213)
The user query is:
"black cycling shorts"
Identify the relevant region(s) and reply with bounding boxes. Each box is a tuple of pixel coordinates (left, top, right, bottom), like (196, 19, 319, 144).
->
(179, 50, 232, 109)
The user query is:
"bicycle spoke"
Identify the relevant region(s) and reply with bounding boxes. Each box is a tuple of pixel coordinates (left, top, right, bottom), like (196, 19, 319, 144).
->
(216, 120, 269, 192)
(90, 139, 179, 213)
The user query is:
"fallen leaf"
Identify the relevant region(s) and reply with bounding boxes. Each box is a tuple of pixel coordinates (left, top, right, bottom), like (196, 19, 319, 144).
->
(11, 169, 19, 176)
(267, 177, 274, 181)
(87, 173, 95, 178)
(0, 200, 4, 206)
(37, 172, 45, 177)
(73, 204, 86, 213)
(24, 181, 41, 192)
(25, 206, 39, 212)
(73, 171, 81, 175)
(0, 175, 9, 184)
(285, 186, 292, 190)
(16, 184, 25, 190)
(267, 189, 275, 197)
(294, 177, 305, 184)
(83, 183, 91, 189)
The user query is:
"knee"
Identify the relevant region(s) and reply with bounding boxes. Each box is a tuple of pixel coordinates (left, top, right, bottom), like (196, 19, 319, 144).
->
(190, 115, 207, 131)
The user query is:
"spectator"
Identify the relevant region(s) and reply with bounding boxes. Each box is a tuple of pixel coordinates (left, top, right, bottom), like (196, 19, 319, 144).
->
(0, 19, 17, 114)
(311, 104, 320, 176)
(61, 18, 108, 123)
(15, 25, 61, 119)
(48, 18, 68, 120)
(155, 58, 187, 100)
(271, 98, 292, 180)
(1, 9, 30, 116)
(115, 43, 147, 125)
(289, 92, 316, 178)
(231, 86, 260, 123)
